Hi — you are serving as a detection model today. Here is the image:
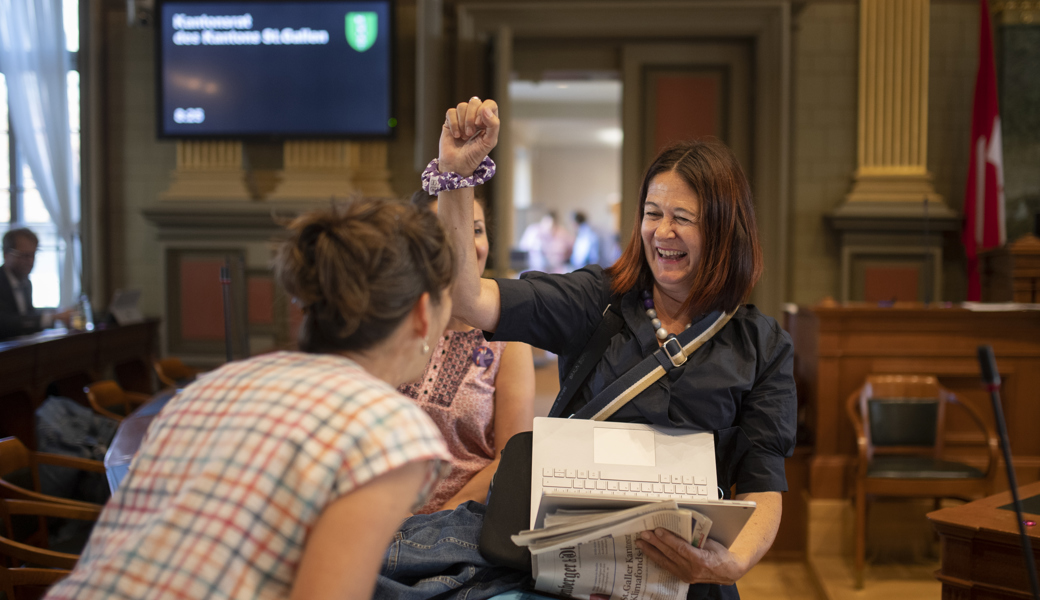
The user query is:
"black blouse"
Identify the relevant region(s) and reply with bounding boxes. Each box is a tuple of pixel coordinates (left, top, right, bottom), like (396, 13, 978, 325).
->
(490, 266, 797, 496)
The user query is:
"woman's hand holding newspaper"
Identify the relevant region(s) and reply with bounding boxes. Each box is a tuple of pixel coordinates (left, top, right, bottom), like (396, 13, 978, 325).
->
(636, 530, 745, 586)
(636, 490, 783, 586)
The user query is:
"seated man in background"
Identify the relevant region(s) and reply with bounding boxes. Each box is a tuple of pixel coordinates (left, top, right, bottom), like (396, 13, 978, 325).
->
(0, 228, 73, 340)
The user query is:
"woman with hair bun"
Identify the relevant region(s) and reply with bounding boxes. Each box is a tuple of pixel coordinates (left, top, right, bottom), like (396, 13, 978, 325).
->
(47, 198, 456, 600)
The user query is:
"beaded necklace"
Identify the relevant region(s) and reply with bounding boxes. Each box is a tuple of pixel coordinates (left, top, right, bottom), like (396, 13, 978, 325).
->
(641, 290, 691, 341)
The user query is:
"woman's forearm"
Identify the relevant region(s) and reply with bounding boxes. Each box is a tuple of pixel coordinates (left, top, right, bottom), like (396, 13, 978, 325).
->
(290, 461, 430, 600)
(436, 97, 503, 331)
(437, 188, 502, 331)
(726, 491, 782, 577)
(438, 187, 480, 307)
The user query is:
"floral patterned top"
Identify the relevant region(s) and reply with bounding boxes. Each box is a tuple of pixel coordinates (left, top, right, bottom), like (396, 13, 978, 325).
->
(400, 329, 507, 513)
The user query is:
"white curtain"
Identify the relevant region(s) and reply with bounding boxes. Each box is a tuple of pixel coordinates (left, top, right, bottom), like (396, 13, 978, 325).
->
(0, 0, 79, 307)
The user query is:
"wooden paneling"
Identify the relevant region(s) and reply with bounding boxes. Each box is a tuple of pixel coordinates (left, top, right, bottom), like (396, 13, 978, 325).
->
(165, 249, 247, 357)
(764, 447, 811, 560)
(929, 480, 1040, 599)
(651, 71, 722, 153)
(863, 266, 919, 302)
(247, 276, 275, 326)
(789, 305, 1040, 499)
(0, 320, 160, 449)
(179, 259, 226, 341)
(980, 234, 1040, 303)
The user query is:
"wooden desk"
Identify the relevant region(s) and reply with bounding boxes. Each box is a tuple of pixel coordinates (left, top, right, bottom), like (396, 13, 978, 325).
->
(929, 480, 1040, 599)
(786, 304, 1040, 499)
(0, 319, 160, 449)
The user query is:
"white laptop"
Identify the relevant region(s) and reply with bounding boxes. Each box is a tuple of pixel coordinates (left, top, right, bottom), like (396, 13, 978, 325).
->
(108, 289, 143, 325)
(531, 417, 756, 548)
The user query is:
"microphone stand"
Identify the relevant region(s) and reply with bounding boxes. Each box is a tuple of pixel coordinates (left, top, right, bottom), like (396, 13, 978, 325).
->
(220, 261, 234, 363)
(235, 256, 249, 359)
(978, 345, 1040, 600)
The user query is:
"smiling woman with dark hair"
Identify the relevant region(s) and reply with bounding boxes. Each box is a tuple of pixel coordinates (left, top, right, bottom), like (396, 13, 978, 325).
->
(398, 97, 797, 600)
(607, 139, 763, 318)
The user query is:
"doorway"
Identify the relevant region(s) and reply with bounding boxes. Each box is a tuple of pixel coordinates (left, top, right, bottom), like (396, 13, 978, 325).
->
(457, 2, 791, 315)
(510, 78, 623, 273)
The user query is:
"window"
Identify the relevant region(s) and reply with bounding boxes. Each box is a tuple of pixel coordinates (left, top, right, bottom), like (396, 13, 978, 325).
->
(1, 0, 80, 308)
(0, 73, 9, 223)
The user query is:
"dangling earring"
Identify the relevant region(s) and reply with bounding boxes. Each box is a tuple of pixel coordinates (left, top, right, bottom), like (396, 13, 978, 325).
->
(420, 336, 430, 354)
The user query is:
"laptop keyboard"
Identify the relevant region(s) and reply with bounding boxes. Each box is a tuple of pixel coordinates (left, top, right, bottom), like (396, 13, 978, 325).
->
(541, 467, 712, 500)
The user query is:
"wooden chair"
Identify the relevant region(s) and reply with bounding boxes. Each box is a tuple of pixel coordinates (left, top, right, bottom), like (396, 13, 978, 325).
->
(0, 499, 100, 600)
(84, 381, 150, 423)
(0, 564, 71, 600)
(0, 499, 99, 566)
(846, 375, 999, 588)
(0, 437, 105, 509)
(153, 357, 199, 390)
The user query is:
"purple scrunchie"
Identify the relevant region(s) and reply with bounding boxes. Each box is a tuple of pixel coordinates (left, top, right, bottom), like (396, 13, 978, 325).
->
(421, 156, 496, 196)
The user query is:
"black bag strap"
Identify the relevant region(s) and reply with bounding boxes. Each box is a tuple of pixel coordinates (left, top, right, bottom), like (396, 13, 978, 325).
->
(571, 308, 735, 421)
(546, 296, 624, 419)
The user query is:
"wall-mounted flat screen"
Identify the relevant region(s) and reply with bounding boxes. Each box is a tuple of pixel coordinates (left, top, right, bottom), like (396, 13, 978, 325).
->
(157, 0, 393, 138)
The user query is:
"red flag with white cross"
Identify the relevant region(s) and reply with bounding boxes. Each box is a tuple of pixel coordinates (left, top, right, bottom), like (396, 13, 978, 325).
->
(962, 0, 1005, 301)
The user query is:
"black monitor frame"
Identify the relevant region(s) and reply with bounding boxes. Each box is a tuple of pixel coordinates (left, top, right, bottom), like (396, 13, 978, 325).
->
(154, 0, 396, 140)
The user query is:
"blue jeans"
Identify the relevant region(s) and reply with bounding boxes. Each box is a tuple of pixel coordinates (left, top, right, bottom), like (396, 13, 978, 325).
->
(373, 502, 736, 600)
(374, 502, 531, 600)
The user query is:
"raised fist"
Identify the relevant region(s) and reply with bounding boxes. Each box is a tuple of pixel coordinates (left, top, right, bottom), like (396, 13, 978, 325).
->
(438, 97, 500, 176)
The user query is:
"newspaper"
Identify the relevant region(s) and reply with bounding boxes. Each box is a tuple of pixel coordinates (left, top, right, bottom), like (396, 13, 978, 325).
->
(511, 500, 711, 600)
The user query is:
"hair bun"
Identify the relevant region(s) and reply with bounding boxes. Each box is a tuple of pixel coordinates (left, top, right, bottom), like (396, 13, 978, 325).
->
(274, 197, 455, 353)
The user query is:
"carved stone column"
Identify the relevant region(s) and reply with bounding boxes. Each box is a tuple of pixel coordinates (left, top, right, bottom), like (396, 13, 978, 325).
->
(846, 0, 941, 204)
(267, 140, 393, 200)
(161, 141, 251, 200)
(830, 0, 959, 302)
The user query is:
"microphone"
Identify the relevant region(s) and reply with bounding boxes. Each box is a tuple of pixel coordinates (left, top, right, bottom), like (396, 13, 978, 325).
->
(978, 345, 1001, 390)
(977, 345, 1040, 600)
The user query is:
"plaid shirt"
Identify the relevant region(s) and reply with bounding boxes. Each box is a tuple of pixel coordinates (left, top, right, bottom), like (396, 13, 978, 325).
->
(47, 352, 449, 600)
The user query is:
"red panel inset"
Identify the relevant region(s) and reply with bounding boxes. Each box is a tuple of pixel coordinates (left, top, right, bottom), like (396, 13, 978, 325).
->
(180, 260, 226, 341)
(248, 277, 275, 325)
(864, 267, 920, 303)
(654, 75, 720, 153)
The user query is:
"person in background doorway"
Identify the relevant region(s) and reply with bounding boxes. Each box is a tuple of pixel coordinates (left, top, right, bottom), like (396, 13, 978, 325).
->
(569, 210, 601, 269)
(518, 211, 573, 274)
(0, 228, 74, 340)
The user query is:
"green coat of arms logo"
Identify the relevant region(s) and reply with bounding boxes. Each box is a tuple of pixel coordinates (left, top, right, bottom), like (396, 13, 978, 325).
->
(345, 12, 378, 52)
